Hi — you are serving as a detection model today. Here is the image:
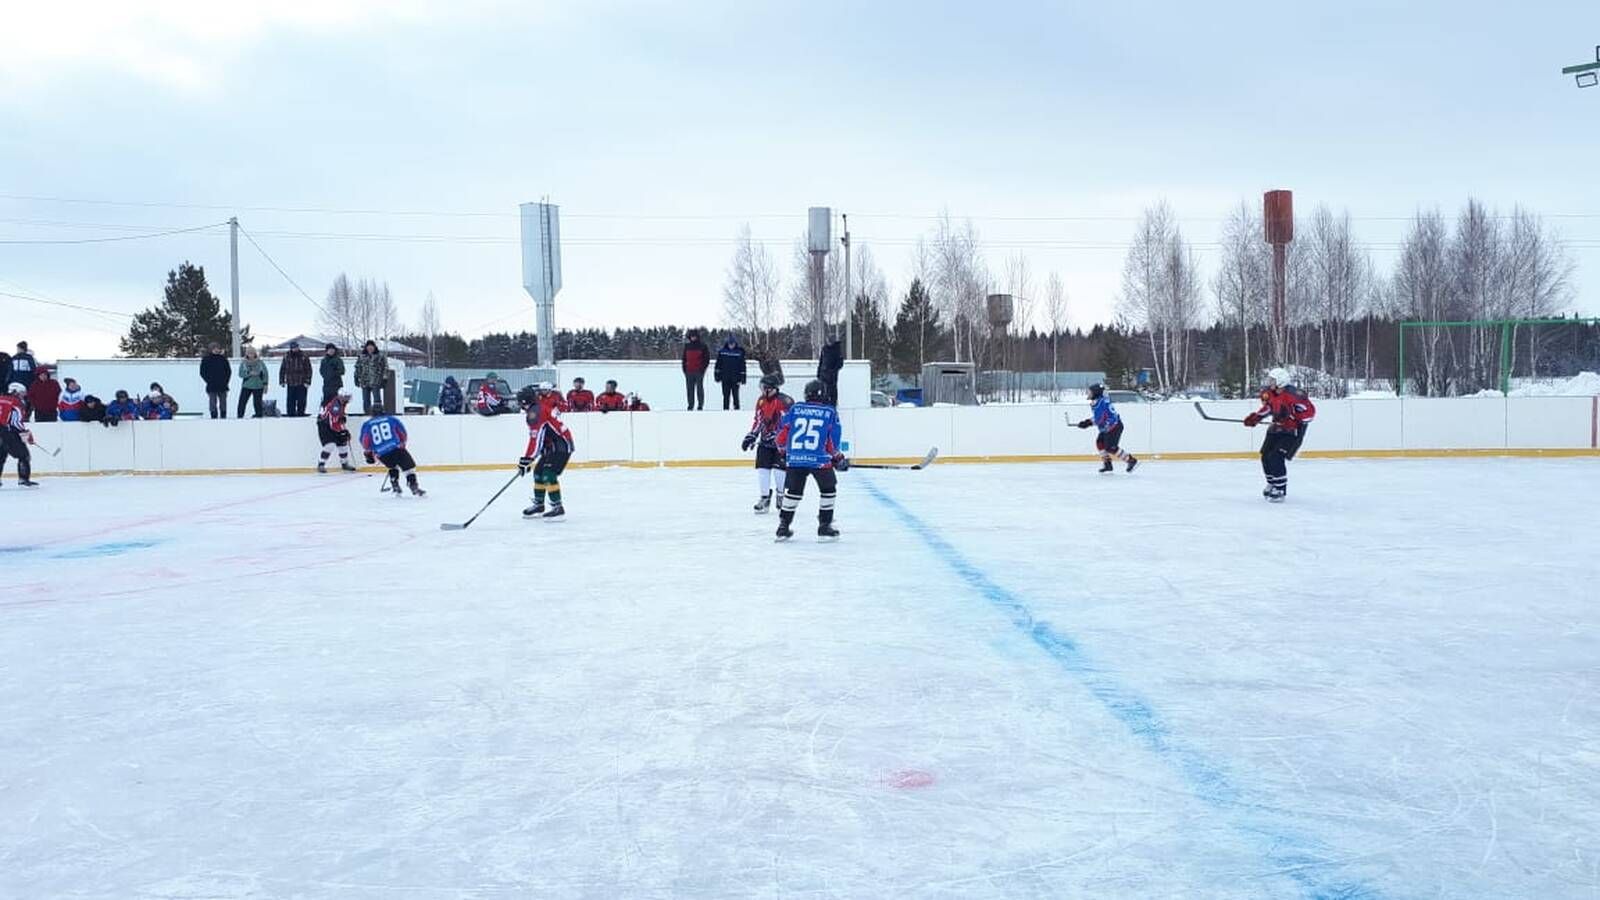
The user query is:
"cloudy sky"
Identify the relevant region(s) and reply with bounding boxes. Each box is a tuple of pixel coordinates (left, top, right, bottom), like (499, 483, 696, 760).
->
(3, 0, 1598, 357)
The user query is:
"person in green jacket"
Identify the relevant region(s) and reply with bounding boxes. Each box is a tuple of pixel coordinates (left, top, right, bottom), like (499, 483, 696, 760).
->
(320, 343, 345, 403)
(236, 345, 269, 418)
(353, 339, 389, 416)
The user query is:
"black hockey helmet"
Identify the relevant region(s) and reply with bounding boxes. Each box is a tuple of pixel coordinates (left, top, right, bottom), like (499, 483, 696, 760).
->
(804, 379, 826, 402)
(1087, 382, 1105, 400)
(515, 385, 539, 407)
(369, 404, 386, 416)
(760, 373, 782, 390)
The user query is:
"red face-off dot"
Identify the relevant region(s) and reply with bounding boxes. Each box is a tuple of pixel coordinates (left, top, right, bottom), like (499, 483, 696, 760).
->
(885, 769, 935, 790)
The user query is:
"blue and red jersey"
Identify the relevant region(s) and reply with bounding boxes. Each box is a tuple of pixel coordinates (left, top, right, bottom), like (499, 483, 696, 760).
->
(359, 415, 408, 456)
(776, 401, 842, 469)
(1089, 395, 1121, 433)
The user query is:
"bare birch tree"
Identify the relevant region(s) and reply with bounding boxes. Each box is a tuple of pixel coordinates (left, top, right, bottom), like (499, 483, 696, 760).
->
(418, 291, 441, 367)
(319, 274, 359, 349)
(1043, 270, 1068, 401)
(722, 225, 781, 351)
(1212, 201, 1269, 389)
(1394, 210, 1453, 394)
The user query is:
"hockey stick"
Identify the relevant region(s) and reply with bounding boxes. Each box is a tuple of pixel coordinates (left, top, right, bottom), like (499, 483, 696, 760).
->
(439, 470, 522, 531)
(29, 439, 61, 458)
(849, 447, 939, 471)
(1190, 403, 1248, 422)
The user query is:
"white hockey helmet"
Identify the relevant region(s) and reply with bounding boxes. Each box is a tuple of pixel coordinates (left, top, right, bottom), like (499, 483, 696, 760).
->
(6, 382, 24, 395)
(535, 381, 555, 392)
(1267, 367, 1292, 389)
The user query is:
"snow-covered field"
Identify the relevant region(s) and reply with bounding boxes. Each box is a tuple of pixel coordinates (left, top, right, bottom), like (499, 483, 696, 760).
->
(3, 458, 1598, 898)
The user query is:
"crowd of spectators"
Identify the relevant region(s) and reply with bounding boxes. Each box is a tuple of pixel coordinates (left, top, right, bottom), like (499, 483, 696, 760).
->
(3, 329, 834, 427)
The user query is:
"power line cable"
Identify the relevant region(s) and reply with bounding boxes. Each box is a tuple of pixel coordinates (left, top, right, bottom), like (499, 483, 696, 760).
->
(0, 221, 226, 245)
(235, 223, 329, 317)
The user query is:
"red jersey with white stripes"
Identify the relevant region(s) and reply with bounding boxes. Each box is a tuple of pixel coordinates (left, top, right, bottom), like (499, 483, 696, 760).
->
(319, 395, 349, 432)
(0, 395, 28, 433)
(524, 394, 574, 458)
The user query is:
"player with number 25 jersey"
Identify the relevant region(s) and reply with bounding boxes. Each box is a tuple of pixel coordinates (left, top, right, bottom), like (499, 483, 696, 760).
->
(772, 380, 848, 541)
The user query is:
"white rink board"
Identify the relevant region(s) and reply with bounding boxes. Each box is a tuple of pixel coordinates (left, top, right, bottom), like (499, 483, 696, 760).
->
(22, 395, 1600, 475)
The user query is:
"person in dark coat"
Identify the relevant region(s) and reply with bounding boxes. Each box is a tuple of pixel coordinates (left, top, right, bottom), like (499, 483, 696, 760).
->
(714, 335, 748, 410)
(319, 343, 345, 402)
(816, 338, 843, 406)
(10, 341, 37, 388)
(681, 330, 711, 410)
(80, 394, 107, 424)
(0, 351, 11, 386)
(439, 376, 464, 414)
(755, 349, 785, 387)
(200, 343, 231, 418)
(278, 341, 313, 416)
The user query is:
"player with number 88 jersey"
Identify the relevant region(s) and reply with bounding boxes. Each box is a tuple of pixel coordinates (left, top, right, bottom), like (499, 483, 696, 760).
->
(359, 407, 426, 497)
(773, 380, 848, 541)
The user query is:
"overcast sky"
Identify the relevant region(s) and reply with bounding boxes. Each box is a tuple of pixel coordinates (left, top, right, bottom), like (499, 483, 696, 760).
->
(3, 0, 1599, 358)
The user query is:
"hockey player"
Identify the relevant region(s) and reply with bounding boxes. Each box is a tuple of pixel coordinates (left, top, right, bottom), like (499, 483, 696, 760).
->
(359, 406, 425, 497)
(773, 379, 847, 540)
(1245, 367, 1316, 502)
(0, 383, 38, 487)
(740, 373, 791, 513)
(517, 383, 574, 519)
(1074, 383, 1138, 473)
(315, 389, 358, 473)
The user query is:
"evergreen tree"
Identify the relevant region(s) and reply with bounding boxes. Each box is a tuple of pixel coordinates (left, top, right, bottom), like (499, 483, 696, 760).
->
(1097, 326, 1135, 388)
(120, 262, 248, 357)
(889, 279, 945, 378)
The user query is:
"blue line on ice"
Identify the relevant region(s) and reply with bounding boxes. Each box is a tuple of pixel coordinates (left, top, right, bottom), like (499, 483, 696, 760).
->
(864, 480, 1379, 900)
(50, 540, 162, 560)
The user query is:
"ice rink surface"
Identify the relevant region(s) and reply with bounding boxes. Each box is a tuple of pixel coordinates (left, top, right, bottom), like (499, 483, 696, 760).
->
(2, 457, 1598, 898)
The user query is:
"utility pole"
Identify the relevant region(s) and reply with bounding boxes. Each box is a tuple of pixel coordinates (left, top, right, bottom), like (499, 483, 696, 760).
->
(841, 213, 852, 359)
(228, 217, 241, 358)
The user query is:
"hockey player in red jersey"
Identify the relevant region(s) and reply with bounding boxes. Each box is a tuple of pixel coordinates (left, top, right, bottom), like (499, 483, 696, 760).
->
(315, 389, 358, 473)
(0, 383, 39, 487)
(1245, 367, 1316, 502)
(740, 374, 791, 512)
(516, 383, 574, 519)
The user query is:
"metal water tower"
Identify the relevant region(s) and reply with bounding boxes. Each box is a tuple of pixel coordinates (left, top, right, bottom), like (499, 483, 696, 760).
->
(987, 294, 1015, 401)
(1263, 189, 1293, 364)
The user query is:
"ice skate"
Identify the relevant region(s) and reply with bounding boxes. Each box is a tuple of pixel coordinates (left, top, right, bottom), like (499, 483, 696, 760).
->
(341, 461, 357, 473)
(543, 504, 565, 520)
(18, 479, 39, 487)
(408, 483, 426, 497)
(1125, 456, 1139, 473)
(817, 522, 840, 540)
(522, 502, 545, 518)
(753, 492, 772, 514)
(1099, 458, 1114, 474)
(1265, 487, 1286, 503)
(775, 521, 793, 541)
(316, 461, 327, 474)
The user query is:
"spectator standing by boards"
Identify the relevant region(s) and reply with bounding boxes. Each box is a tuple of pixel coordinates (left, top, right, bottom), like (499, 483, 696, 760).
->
(279, 341, 312, 417)
(439, 376, 464, 414)
(201, 343, 231, 418)
(320, 343, 345, 403)
(714, 335, 747, 410)
(58, 377, 85, 421)
(681, 330, 710, 411)
(354, 340, 388, 415)
(26, 367, 60, 422)
(237, 345, 268, 418)
(9, 342, 37, 389)
(816, 338, 843, 407)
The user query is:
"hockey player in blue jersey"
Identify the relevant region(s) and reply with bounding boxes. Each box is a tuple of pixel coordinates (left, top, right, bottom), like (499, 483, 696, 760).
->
(1074, 383, 1139, 473)
(359, 406, 426, 497)
(773, 380, 848, 541)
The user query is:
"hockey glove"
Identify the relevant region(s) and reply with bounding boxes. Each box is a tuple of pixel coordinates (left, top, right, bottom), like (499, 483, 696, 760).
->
(364, 451, 376, 465)
(517, 456, 534, 476)
(833, 454, 850, 472)
(741, 432, 757, 452)
(1076, 418, 1093, 429)
(1243, 413, 1262, 427)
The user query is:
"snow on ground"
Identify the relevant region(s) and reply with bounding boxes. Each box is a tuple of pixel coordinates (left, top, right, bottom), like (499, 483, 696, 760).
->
(2, 458, 1598, 898)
